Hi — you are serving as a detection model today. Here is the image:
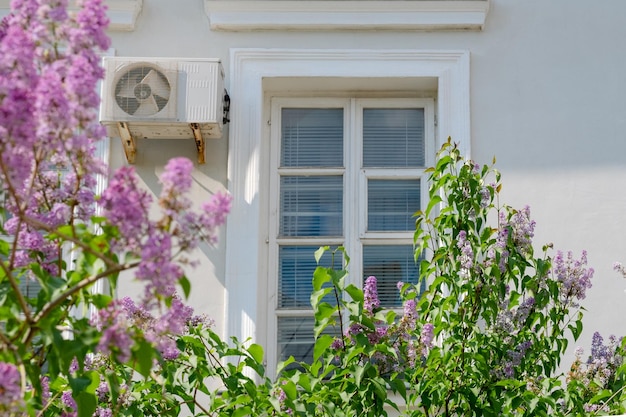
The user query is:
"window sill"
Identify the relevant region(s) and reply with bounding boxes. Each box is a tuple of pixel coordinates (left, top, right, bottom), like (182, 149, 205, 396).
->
(204, 0, 490, 32)
(0, 0, 143, 32)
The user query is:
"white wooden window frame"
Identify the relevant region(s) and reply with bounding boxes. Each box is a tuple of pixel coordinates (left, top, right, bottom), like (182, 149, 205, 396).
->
(225, 48, 470, 366)
(265, 97, 435, 370)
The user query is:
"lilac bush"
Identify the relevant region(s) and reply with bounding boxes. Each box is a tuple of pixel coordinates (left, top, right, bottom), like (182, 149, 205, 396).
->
(281, 140, 597, 416)
(0, 1, 231, 415)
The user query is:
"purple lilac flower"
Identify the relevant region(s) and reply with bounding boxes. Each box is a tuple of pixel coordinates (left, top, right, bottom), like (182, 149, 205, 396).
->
(500, 341, 532, 379)
(479, 186, 491, 208)
(509, 206, 536, 255)
(513, 297, 535, 325)
(331, 337, 344, 350)
(69, 357, 79, 373)
(94, 407, 113, 417)
(100, 166, 152, 252)
(552, 250, 594, 304)
(421, 323, 435, 352)
(1, 0, 109, 267)
(407, 340, 417, 367)
(92, 301, 133, 363)
(198, 192, 232, 236)
(591, 331, 609, 361)
(161, 157, 194, 195)
(159, 157, 194, 216)
(96, 378, 109, 401)
(40, 376, 50, 401)
(403, 299, 417, 331)
(0, 362, 22, 410)
(363, 276, 380, 314)
(456, 230, 474, 279)
(614, 261, 626, 279)
(61, 390, 76, 411)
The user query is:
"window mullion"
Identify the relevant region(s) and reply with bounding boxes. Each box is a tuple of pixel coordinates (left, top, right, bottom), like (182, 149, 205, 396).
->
(345, 98, 361, 290)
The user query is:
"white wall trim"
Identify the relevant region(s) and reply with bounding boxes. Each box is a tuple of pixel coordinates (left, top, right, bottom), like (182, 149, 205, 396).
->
(0, 0, 143, 32)
(225, 48, 471, 346)
(205, 0, 490, 32)
(106, 0, 143, 32)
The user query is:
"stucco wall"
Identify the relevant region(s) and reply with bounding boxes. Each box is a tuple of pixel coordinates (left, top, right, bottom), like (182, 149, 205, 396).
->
(105, 0, 626, 359)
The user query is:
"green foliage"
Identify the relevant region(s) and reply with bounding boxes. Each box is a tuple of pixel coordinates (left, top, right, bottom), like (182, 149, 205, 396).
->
(1, 139, 605, 416)
(262, 138, 593, 416)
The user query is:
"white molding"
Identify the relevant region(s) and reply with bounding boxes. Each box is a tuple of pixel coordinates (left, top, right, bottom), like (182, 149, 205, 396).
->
(106, 0, 143, 31)
(205, 0, 490, 32)
(225, 48, 471, 346)
(0, 0, 143, 32)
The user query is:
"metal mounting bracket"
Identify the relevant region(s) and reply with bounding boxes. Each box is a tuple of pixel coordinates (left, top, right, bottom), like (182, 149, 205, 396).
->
(117, 122, 136, 164)
(189, 123, 206, 164)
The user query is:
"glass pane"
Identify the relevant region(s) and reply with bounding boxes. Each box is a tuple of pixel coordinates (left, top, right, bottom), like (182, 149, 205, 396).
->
(363, 108, 425, 167)
(281, 108, 344, 167)
(280, 176, 343, 237)
(363, 245, 423, 308)
(277, 316, 340, 365)
(368, 179, 420, 231)
(278, 246, 340, 308)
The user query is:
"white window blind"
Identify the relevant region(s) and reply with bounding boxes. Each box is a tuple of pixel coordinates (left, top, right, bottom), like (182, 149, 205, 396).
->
(363, 108, 425, 167)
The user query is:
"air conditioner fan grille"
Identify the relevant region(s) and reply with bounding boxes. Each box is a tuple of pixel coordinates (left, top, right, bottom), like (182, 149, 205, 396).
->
(114, 65, 171, 116)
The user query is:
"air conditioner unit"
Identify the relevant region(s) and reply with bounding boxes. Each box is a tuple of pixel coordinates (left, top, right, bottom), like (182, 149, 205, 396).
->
(99, 57, 227, 164)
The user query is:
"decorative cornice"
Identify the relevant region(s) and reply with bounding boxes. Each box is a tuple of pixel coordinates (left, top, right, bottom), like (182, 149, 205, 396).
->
(204, 0, 490, 32)
(0, 0, 143, 32)
(105, 0, 143, 31)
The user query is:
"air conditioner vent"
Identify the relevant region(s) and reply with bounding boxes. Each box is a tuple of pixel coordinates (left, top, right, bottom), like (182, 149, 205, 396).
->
(115, 65, 172, 116)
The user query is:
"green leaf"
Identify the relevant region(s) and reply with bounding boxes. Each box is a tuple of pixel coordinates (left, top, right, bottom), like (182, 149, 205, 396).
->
(133, 339, 155, 378)
(76, 391, 97, 417)
(231, 406, 252, 417)
(314, 246, 329, 263)
(276, 356, 295, 375)
(313, 335, 334, 361)
(179, 275, 191, 299)
(344, 284, 363, 302)
(426, 195, 443, 217)
(247, 343, 264, 364)
(313, 266, 331, 292)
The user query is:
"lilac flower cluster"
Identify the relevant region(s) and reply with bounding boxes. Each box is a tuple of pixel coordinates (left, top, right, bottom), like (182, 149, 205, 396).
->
(0, 0, 110, 273)
(333, 276, 434, 373)
(100, 160, 232, 306)
(499, 341, 533, 379)
(0, 362, 22, 412)
(91, 300, 133, 363)
(61, 390, 77, 416)
(119, 296, 204, 360)
(569, 332, 623, 412)
(552, 250, 594, 305)
(364, 275, 380, 314)
(456, 230, 474, 279)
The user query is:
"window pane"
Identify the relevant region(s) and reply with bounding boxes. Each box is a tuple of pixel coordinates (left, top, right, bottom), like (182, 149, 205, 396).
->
(368, 179, 420, 231)
(281, 108, 343, 167)
(278, 246, 340, 308)
(278, 316, 339, 364)
(280, 176, 343, 237)
(363, 108, 425, 167)
(363, 245, 423, 308)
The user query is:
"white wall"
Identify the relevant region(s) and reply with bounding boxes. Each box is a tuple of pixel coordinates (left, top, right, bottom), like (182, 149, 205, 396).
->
(104, 0, 626, 358)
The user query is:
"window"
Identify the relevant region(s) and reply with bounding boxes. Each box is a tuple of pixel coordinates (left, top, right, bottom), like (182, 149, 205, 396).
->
(224, 48, 470, 379)
(266, 97, 434, 368)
